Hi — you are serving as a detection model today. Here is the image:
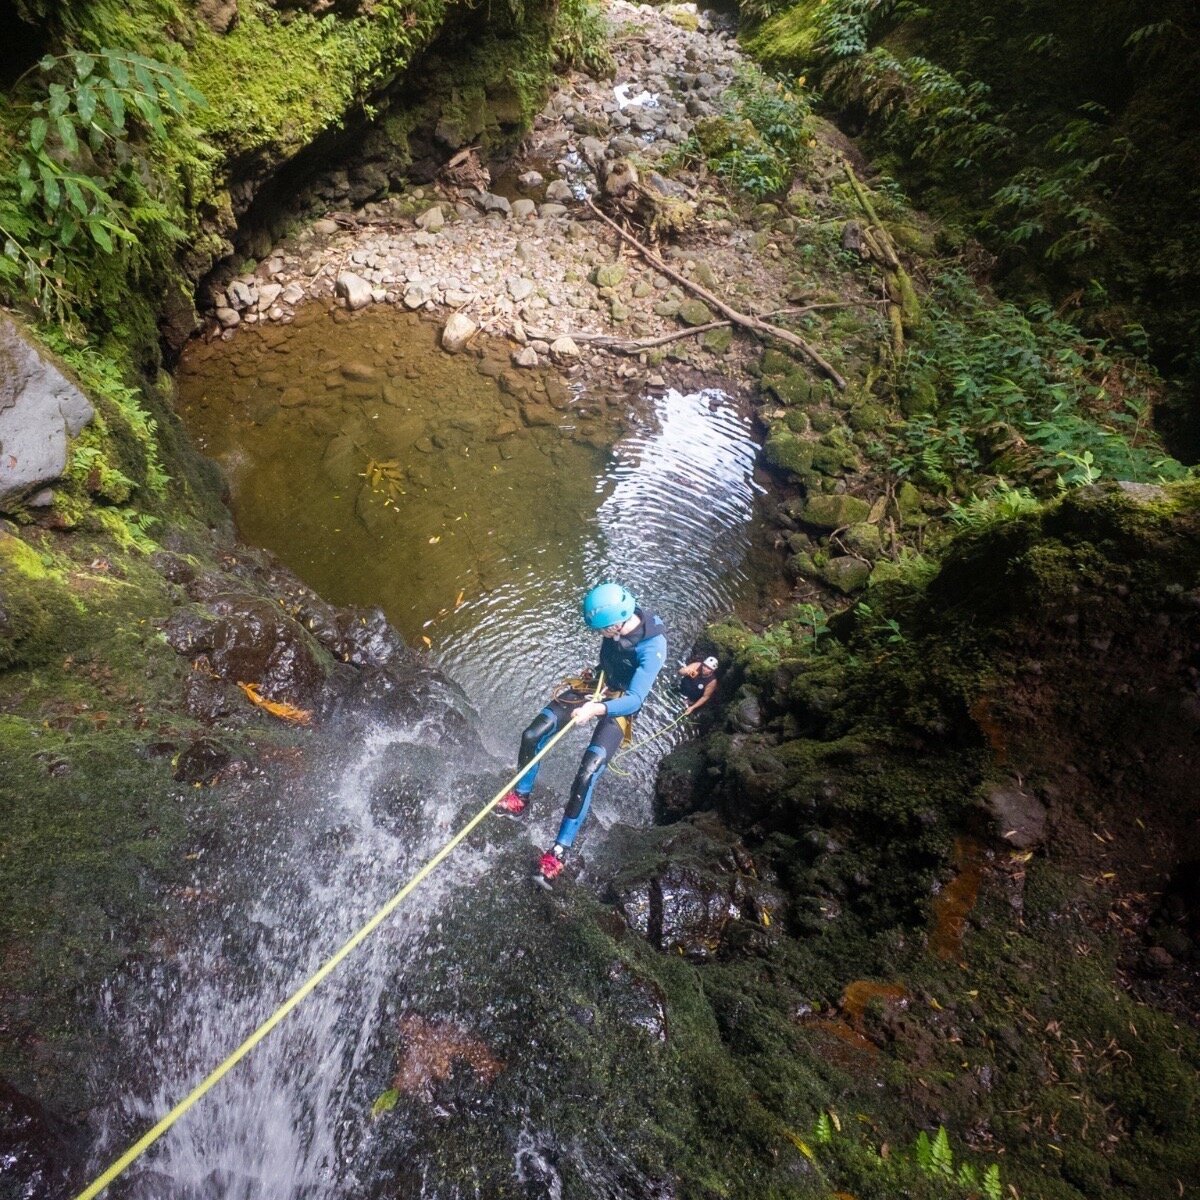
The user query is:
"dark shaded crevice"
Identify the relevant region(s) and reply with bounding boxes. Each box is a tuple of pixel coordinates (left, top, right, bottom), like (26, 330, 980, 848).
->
(0, 0, 50, 90)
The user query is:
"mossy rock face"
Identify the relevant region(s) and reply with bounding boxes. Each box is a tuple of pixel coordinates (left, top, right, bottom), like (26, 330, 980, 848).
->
(766, 370, 818, 407)
(895, 480, 925, 525)
(592, 263, 628, 288)
(848, 401, 887, 431)
(678, 299, 716, 326)
(820, 555, 871, 593)
(784, 409, 810, 434)
(810, 439, 856, 476)
(884, 220, 936, 257)
(760, 349, 795, 375)
(844, 521, 883, 559)
(763, 426, 814, 479)
(700, 326, 733, 354)
(801, 493, 871, 529)
(900, 371, 938, 416)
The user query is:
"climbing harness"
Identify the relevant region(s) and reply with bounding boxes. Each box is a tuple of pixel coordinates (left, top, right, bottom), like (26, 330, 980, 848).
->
(73, 673, 605, 1200)
(550, 675, 634, 747)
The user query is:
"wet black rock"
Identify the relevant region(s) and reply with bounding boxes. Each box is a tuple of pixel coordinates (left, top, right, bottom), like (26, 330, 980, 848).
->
(653, 741, 707, 822)
(207, 595, 327, 708)
(605, 962, 668, 1043)
(0, 1078, 74, 1200)
(183, 671, 234, 722)
(173, 737, 231, 783)
(150, 551, 197, 585)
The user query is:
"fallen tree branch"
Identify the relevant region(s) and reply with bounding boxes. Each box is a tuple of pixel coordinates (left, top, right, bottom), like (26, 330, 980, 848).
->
(524, 300, 889, 357)
(843, 165, 921, 355)
(585, 198, 847, 389)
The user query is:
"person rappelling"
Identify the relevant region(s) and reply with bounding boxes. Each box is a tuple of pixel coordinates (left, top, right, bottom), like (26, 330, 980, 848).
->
(496, 582, 667, 886)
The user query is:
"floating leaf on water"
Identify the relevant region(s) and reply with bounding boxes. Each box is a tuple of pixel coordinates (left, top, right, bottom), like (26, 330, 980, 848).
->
(454, 590, 465, 608)
(371, 1089, 399, 1117)
(421, 635, 432, 648)
(429, 536, 440, 544)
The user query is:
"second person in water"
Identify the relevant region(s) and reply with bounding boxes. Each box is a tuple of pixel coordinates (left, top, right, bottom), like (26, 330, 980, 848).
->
(497, 582, 667, 884)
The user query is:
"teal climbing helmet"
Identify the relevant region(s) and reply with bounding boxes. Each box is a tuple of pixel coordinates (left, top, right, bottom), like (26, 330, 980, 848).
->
(582, 582, 636, 631)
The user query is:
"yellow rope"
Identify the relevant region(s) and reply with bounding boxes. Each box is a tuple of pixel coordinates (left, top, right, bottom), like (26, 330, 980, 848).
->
(607, 711, 689, 778)
(74, 674, 604, 1200)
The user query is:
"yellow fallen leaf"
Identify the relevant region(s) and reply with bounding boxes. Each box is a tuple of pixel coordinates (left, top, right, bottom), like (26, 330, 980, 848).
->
(929, 997, 943, 1011)
(784, 1131, 815, 1160)
(454, 589, 465, 609)
(237, 681, 313, 726)
(429, 536, 440, 544)
(421, 635, 432, 648)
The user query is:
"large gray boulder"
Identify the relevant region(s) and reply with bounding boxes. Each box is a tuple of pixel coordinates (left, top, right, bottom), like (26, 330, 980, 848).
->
(0, 315, 94, 509)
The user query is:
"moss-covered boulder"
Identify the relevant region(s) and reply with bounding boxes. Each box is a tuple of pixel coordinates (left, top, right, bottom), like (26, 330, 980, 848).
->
(763, 426, 814, 479)
(820, 554, 871, 593)
(801, 493, 871, 529)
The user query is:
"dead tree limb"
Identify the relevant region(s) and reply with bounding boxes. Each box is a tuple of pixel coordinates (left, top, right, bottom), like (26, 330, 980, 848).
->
(843, 165, 921, 354)
(585, 198, 847, 389)
(525, 301, 887, 357)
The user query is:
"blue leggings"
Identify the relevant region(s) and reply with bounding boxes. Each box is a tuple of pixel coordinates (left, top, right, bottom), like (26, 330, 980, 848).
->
(515, 699, 625, 848)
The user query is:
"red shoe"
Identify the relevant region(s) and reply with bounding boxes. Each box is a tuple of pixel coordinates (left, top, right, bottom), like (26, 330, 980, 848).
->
(496, 790, 527, 818)
(538, 847, 565, 883)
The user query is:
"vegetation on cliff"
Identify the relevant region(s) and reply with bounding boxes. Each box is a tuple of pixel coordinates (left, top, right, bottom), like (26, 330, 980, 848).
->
(745, 0, 1200, 451)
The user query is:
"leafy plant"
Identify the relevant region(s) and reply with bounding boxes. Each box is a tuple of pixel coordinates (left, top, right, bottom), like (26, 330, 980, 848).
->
(682, 67, 812, 200)
(854, 601, 905, 645)
(889, 270, 1188, 494)
(0, 48, 206, 332)
(947, 482, 1040, 529)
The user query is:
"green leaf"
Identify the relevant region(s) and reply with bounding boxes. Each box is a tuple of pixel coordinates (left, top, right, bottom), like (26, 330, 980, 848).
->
(38, 165, 61, 210)
(72, 51, 96, 80)
(88, 220, 113, 253)
(63, 177, 87, 214)
(47, 83, 69, 120)
(19, 176, 37, 205)
(133, 62, 156, 99)
(29, 116, 48, 151)
(60, 217, 79, 247)
(4, 238, 20, 261)
(914, 1130, 933, 1171)
(983, 1163, 1003, 1200)
(76, 85, 97, 126)
(177, 76, 208, 109)
(108, 56, 129, 88)
(370, 1088, 398, 1116)
(101, 81, 126, 132)
(56, 115, 78, 155)
(931, 1126, 953, 1177)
